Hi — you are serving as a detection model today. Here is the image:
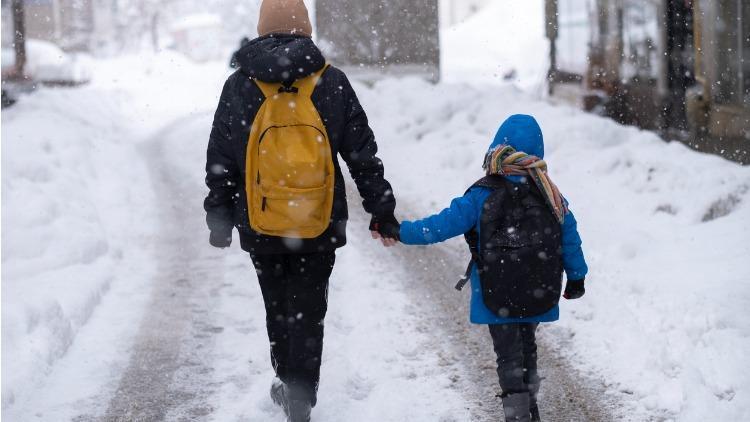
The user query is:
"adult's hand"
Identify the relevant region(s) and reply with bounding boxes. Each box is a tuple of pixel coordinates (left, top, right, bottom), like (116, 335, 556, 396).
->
(369, 214, 400, 246)
(209, 230, 232, 248)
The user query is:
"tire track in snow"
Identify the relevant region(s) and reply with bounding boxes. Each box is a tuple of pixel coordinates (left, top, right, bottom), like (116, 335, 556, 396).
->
(346, 186, 619, 421)
(99, 115, 224, 421)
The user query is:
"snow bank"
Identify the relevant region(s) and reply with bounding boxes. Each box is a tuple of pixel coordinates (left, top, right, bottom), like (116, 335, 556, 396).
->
(2, 87, 144, 409)
(1, 52, 226, 413)
(352, 77, 750, 420)
(441, 0, 548, 93)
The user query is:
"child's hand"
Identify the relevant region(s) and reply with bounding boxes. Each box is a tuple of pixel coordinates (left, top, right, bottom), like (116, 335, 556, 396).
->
(369, 214, 400, 247)
(563, 279, 585, 299)
(371, 230, 398, 247)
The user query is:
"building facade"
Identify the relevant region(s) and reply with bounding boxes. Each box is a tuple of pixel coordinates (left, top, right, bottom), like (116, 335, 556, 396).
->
(316, 0, 440, 81)
(546, 0, 749, 163)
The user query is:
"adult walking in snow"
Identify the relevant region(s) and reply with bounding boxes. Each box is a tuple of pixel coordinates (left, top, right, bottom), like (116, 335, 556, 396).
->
(204, 1, 399, 421)
(385, 115, 588, 421)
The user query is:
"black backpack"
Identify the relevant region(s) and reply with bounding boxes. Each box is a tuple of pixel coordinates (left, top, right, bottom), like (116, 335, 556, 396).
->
(455, 175, 563, 318)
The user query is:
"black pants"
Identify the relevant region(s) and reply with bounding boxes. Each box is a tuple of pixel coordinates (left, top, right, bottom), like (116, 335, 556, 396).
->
(488, 323, 541, 407)
(250, 251, 336, 406)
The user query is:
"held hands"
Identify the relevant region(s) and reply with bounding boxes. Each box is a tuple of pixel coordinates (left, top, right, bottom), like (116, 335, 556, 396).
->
(369, 214, 400, 247)
(563, 278, 585, 300)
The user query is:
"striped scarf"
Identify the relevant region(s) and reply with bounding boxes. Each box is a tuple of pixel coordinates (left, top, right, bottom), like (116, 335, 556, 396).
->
(482, 145, 567, 223)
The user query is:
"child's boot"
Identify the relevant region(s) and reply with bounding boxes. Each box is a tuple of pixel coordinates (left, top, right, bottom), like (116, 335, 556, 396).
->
(530, 404, 541, 422)
(527, 371, 541, 421)
(502, 392, 531, 422)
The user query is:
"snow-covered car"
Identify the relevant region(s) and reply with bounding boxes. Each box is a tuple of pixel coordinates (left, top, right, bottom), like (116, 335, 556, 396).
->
(2, 39, 92, 85)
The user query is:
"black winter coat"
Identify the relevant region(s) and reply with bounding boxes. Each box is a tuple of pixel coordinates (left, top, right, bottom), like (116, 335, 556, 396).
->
(204, 35, 396, 254)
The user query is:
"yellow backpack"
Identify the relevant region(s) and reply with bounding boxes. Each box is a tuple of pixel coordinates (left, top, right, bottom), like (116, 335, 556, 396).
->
(245, 65, 334, 239)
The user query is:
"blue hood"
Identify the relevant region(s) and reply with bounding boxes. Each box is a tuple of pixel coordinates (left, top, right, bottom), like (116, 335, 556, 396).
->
(489, 114, 544, 158)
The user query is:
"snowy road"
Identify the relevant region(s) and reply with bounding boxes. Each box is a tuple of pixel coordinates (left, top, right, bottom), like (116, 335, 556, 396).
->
(101, 117, 223, 420)
(373, 196, 618, 421)
(21, 106, 613, 421)
(72, 112, 615, 421)
(5, 54, 749, 421)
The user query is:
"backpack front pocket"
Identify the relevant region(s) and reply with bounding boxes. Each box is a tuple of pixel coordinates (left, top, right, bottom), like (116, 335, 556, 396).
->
(255, 178, 332, 234)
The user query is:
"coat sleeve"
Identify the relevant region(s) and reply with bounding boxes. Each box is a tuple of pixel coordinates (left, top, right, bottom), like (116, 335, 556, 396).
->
(399, 188, 487, 245)
(561, 206, 588, 280)
(336, 72, 396, 217)
(204, 78, 239, 236)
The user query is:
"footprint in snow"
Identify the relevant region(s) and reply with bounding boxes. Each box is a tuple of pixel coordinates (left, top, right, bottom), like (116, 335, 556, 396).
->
(345, 373, 375, 401)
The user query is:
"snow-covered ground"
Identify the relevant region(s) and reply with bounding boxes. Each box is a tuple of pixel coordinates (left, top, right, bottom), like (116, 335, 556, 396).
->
(158, 110, 472, 422)
(2, 54, 473, 421)
(1, 52, 226, 413)
(357, 78, 750, 420)
(3, 2, 750, 419)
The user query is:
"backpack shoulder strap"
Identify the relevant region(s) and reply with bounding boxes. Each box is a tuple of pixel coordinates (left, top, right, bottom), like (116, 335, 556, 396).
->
(459, 222, 495, 291)
(468, 174, 506, 192)
(295, 64, 329, 97)
(455, 175, 508, 291)
(253, 78, 282, 100)
(251, 64, 330, 100)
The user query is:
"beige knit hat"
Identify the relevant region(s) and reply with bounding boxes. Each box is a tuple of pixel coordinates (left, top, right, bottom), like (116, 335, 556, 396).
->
(257, 0, 313, 38)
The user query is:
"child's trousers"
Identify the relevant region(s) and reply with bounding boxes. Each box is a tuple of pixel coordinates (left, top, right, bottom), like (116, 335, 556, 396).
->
(488, 323, 541, 407)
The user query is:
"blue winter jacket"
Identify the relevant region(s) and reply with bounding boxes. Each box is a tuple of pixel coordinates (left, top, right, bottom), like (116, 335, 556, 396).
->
(400, 115, 588, 324)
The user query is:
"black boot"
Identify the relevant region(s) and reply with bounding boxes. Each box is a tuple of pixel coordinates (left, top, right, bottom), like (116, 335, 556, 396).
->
(526, 368, 541, 421)
(280, 383, 313, 422)
(270, 378, 289, 415)
(502, 392, 531, 422)
(271, 380, 312, 422)
(530, 404, 541, 422)
(287, 398, 312, 422)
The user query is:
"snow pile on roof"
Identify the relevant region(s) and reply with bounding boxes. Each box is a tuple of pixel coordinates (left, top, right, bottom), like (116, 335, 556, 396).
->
(354, 77, 750, 421)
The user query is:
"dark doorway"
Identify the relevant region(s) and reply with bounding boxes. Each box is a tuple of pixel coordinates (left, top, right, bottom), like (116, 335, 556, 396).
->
(664, 0, 696, 130)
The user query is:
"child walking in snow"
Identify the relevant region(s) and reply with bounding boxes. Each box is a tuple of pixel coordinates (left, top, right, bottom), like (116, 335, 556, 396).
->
(395, 114, 588, 422)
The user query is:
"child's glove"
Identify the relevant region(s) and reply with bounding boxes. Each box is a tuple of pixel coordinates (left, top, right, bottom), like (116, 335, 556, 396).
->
(563, 278, 585, 299)
(369, 213, 400, 241)
(209, 230, 232, 248)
